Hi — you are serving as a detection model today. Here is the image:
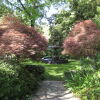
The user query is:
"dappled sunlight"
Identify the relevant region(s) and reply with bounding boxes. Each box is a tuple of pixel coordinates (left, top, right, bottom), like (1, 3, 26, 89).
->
(21, 59, 81, 80)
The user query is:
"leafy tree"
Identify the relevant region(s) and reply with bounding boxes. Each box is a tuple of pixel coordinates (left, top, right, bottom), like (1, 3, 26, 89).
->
(62, 20, 100, 56)
(68, 0, 97, 20)
(5, 0, 46, 26)
(0, 16, 47, 57)
(0, 3, 13, 17)
(54, 10, 76, 35)
(62, 20, 100, 69)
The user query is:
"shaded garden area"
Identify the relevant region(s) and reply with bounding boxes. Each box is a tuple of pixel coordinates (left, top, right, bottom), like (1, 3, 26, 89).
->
(0, 0, 100, 100)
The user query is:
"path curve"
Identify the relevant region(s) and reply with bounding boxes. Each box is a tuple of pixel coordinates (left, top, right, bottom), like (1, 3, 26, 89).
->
(32, 81, 80, 100)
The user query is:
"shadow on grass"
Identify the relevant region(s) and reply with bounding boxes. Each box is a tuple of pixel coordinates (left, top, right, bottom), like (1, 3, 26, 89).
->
(21, 59, 81, 81)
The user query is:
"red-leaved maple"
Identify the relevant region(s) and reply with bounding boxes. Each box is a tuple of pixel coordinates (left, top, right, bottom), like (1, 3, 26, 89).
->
(0, 16, 47, 57)
(62, 20, 100, 57)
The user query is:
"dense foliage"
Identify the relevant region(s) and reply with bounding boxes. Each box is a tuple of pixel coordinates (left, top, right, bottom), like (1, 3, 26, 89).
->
(65, 69, 100, 100)
(0, 4, 12, 17)
(68, 0, 97, 20)
(48, 0, 99, 58)
(62, 20, 100, 57)
(0, 60, 45, 100)
(49, 0, 98, 37)
(3, 0, 46, 26)
(0, 16, 47, 57)
(0, 0, 99, 100)
(0, 15, 47, 100)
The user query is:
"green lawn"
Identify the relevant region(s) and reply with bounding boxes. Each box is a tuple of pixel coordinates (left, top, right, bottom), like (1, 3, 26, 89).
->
(21, 59, 81, 80)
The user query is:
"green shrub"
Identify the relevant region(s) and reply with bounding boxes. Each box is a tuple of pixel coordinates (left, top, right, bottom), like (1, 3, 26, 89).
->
(24, 65, 45, 80)
(64, 69, 100, 100)
(80, 54, 100, 70)
(0, 60, 45, 100)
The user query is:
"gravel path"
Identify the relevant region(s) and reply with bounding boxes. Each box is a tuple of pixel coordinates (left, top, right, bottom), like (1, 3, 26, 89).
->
(32, 81, 80, 100)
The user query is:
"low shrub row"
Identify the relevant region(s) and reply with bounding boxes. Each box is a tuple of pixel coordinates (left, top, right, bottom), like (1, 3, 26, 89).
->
(64, 69, 100, 100)
(0, 60, 45, 100)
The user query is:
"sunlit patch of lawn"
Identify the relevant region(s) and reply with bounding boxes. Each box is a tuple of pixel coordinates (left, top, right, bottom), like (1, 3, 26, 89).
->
(21, 59, 81, 80)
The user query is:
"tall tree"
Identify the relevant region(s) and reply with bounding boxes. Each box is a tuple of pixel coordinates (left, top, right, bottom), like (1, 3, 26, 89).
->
(5, 0, 46, 26)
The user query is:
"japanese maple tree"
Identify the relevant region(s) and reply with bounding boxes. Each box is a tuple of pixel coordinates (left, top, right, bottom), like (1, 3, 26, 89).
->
(62, 20, 100, 57)
(0, 16, 47, 57)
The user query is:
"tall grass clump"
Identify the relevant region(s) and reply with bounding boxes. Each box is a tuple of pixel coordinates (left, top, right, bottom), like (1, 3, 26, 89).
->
(64, 62, 100, 100)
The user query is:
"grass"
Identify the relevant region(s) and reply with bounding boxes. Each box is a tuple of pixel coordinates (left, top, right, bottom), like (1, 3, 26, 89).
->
(21, 59, 81, 80)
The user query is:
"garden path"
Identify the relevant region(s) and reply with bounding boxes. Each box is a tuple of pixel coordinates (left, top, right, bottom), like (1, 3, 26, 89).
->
(32, 81, 80, 100)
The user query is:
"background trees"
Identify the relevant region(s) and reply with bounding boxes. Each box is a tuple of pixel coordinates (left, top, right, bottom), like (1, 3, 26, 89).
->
(48, 0, 99, 58)
(0, 2, 12, 17)
(4, 0, 46, 26)
(68, 0, 97, 20)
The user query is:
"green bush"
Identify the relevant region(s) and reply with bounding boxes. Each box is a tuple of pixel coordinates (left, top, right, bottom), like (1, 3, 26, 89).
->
(0, 60, 45, 100)
(64, 69, 100, 100)
(24, 65, 45, 80)
(80, 54, 100, 70)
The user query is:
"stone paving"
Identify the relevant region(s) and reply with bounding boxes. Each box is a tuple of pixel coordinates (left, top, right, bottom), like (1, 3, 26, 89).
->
(32, 81, 80, 100)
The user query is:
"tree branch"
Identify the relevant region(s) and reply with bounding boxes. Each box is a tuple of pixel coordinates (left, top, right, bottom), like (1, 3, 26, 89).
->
(18, 0, 31, 17)
(5, 0, 23, 11)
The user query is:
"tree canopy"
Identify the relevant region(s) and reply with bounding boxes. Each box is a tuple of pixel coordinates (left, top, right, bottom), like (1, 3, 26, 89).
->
(0, 16, 47, 57)
(3, 0, 47, 26)
(62, 20, 100, 57)
(0, 0, 100, 57)
(0, 3, 12, 17)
